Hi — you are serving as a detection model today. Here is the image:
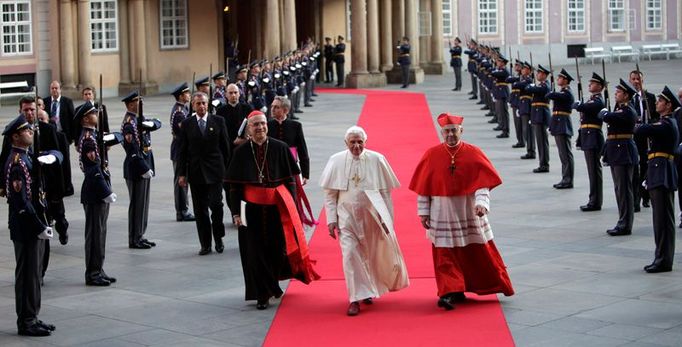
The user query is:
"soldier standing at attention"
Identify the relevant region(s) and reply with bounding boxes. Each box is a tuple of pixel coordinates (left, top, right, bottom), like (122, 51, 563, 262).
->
(397, 36, 411, 88)
(170, 83, 195, 222)
(335, 36, 346, 87)
(546, 69, 576, 189)
(525, 65, 552, 173)
(450, 37, 463, 91)
(324, 37, 334, 83)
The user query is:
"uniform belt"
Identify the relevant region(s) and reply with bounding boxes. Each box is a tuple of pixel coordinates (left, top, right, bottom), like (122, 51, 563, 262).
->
(335, 53, 344, 55)
(400, 53, 410, 57)
(511, 89, 520, 93)
(143, 146, 152, 153)
(451, 55, 461, 58)
(496, 82, 510, 86)
(580, 124, 602, 129)
(532, 102, 549, 107)
(648, 152, 674, 160)
(520, 95, 532, 100)
(606, 134, 633, 140)
(552, 111, 571, 116)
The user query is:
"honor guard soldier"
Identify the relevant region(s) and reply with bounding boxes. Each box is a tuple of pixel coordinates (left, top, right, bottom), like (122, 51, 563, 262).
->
(120, 91, 161, 249)
(526, 65, 552, 173)
(575, 73, 606, 211)
(635, 86, 680, 273)
(335, 35, 346, 87)
(3, 115, 56, 336)
(600, 79, 638, 236)
(75, 102, 119, 286)
(546, 69, 576, 189)
(630, 70, 659, 212)
(518, 62, 536, 159)
(261, 61, 277, 117)
(324, 37, 334, 83)
(212, 72, 228, 106)
(397, 36, 411, 88)
(248, 61, 266, 113)
(464, 39, 479, 100)
(450, 37, 463, 91)
(170, 83, 195, 222)
(195, 77, 213, 113)
(235, 65, 249, 104)
(491, 54, 511, 138)
(507, 60, 525, 148)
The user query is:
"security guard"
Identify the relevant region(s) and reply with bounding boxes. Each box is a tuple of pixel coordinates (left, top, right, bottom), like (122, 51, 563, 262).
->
(525, 65, 552, 173)
(3, 115, 55, 336)
(120, 91, 161, 249)
(397, 36, 411, 88)
(335, 36, 346, 87)
(636, 86, 680, 273)
(170, 83, 195, 222)
(450, 37, 463, 91)
(600, 79, 638, 236)
(546, 68, 575, 189)
(574, 73, 606, 211)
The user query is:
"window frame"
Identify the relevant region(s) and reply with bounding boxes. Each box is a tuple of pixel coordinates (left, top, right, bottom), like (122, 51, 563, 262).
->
(442, 0, 452, 36)
(608, 0, 626, 32)
(567, 0, 585, 33)
(645, 0, 662, 31)
(0, 0, 32, 57)
(90, 0, 118, 53)
(477, 0, 498, 35)
(159, 0, 189, 50)
(524, 0, 543, 33)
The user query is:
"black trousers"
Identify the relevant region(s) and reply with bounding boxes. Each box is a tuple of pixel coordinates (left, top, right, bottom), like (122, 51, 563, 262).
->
(14, 238, 43, 329)
(173, 160, 191, 217)
(401, 64, 411, 86)
(470, 72, 478, 97)
(325, 59, 334, 82)
(453, 67, 462, 89)
(610, 165, 634, 231)
(336, 62, 345, 86)
(634, 152, 650, 206)
(534, 124, 549, 168)
(495, 99, 509, 134)
(84, 202, 108, 281)
(190, 182, 225, 249)
(649, 187, 676, 268)
(512, 108, 524, 145)
(126, 178, 150, 245)
(583, 149, 603, 207)
(554, 134, 574, 184)
(522, 114, 535, 155)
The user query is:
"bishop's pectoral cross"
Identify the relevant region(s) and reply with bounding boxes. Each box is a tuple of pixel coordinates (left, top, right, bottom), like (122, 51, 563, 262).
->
(351, 172, 361, 187)
(449, 159, 456, 175)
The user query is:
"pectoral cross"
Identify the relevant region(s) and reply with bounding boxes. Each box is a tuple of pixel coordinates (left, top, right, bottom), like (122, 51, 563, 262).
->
(449, 160, 456, 175)
(258, 173, 264, 184)
(351, 172, 361, 187)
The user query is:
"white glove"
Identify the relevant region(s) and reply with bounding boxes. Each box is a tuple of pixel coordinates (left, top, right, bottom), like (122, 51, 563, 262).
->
(300, 82, 306, 87)
(260, 106, 268, 113)
(142, 170, 154, 179)
(292, 87, 299, 94)
(38, 227, 54, 240)
(142, 120, 155, 128)
(103, 133, 116, 142)
(37, 154, 57, 165)
(211, 99, 221, 107)
(103, 192, 117, 203)
(598, 108, 609, 118)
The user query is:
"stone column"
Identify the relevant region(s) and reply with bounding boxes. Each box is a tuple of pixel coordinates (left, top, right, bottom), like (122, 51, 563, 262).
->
(424, 0, 444, 74)
(386, 0, 424, 84)
(380, 0, 393, 71)
(77, 0, 92, 87)
(118, 0, 131, 88)
(367, 0, 379, 73)
(282, 0, 297, 52)
(419, 0, 430, 66)
(59, 0, 76, 88)
(127, 0, 157, 94)
(264, 0, 281, 58)
(405, 0, 419, 66)
(350, 0, 367, 74)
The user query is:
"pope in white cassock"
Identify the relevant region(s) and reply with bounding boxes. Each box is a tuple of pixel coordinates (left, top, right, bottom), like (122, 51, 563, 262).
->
(320, 126, 409, 316)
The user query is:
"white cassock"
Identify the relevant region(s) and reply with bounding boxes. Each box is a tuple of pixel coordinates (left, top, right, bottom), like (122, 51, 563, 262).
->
(320, 149, 409, 302)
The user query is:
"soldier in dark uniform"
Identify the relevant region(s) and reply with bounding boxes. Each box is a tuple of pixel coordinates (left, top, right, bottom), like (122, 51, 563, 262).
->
(636, 86, 679, 273)
(335, 36, 346, 87)
(674, 88, 682, 225)
(212, 72, 227, 106)
(195, 77, 215, 113)
(574, 73, 606, 211)
(600, 79, 639, 236)
(170, 83, 195, 222)
(397, 36, 411, 88)
(526, 65, 552, 173)
(507, 60, 525, 148)
(75, 102, 119, 286)
(324, 37, 334, 83)
(248, 61, 266, 112)
(120, 91, 161, 249)
(518, 62, 536, 159)
(3, 115, 55, 336)
(261, 61, 277, 117)
(464, 39, 479, 99)
(546, 69, 575, 189)
(630, 70, 659, 212)
(450, 37, 463, 91)
(235, 66, 249, 104)
(491, 55, 510, 138)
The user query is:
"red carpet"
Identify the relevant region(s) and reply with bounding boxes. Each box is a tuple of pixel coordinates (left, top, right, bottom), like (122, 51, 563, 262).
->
(264, 89, 514, 347)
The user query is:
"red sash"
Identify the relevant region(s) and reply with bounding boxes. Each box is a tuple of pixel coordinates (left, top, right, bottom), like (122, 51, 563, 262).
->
(244, 185, 320, 284)
(289, 147, 318, 227)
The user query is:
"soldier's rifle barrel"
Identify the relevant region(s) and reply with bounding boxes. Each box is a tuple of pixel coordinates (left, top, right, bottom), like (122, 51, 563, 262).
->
(635, 63, 652, 124)
(548, 51, 555, 92)
(530, 52, 536, 83)
(574, 57, 583, 103)
(602, 60, 611, 112)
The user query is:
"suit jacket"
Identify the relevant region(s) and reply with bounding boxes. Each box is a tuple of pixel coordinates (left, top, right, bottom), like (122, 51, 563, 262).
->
(44, 96, 76, 142)
(177, 114, 231, 185)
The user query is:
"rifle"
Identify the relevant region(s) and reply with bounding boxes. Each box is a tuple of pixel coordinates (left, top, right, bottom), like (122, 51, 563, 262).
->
(209, 63, 214, 112)
(635, 63, 652, 124)
(508, 46, 513, 72)
(574, 57, 583, 103)
(137, 69, 145, 146)
(31, 79, 49, 226)
(602, 60, 611, 112)
(191, 72, 196, 95)
(530, 52, 536, 83)
(548, 51, 555, 91)
(97, 74, 108, 174)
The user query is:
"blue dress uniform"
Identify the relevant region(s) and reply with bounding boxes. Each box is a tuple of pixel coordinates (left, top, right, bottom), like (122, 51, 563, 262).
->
(324, 40, 335, 83)
(491, 57, 511, 137)
(397, 41, 411, 88)
(601, 79, 639, 236)
(450, 41, 463, 90)
(464, 41, 479, 98)
(3, 116, 55, 336)
(517, 67, 535, 158)
(636, 86, 680, 273)
(170, 83, 193, 221)
(525, 65, 552, 172)
(334, 37, 346, 87)
(120, 91, 162, 249)
(575, 73, 607, 210)
(212, 72, 227, 106)
(546, 69, 576, 188)
(632, 89, 660, 211)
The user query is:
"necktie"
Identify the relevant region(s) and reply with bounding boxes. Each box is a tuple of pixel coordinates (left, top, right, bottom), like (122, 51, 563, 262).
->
(634, 93, 644, 121)
(51, 99, 62, 131)
(50, 100, 57, 117)
(199, 118, 206, 135)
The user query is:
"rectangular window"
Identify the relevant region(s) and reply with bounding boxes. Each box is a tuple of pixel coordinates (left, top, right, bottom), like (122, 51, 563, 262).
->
(442, 0, 452, 36)
(0, 0, 32, 56)
(646, 0, 662, 30)
(524, 0, 543, 33)
(608, 0, 625, 32)
(567, 0, 585, 33)
(90, 0, 118, 52)
(478, 0, 497, 34)
(160, 0, 188, 49)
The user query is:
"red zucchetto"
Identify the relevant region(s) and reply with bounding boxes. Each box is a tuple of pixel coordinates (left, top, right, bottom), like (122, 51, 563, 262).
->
(437, 113, 463, 127)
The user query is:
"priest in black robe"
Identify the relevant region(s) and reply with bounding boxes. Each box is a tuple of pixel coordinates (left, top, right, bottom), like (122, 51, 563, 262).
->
(227, 111, 319, 310)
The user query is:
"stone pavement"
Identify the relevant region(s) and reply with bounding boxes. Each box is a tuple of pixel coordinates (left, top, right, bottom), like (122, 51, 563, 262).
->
(0, 59, 681, 346)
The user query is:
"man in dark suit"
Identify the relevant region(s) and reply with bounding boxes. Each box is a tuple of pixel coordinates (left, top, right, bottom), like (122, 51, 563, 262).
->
(178, 92, 231, 255)
(44, 81, 75, 143)
(630, 70, 659, 212)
